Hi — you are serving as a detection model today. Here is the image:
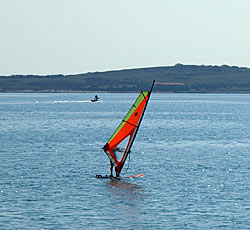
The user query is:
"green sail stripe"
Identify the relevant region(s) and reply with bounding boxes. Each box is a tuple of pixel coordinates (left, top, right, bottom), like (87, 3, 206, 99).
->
(108, 91, 149, 144)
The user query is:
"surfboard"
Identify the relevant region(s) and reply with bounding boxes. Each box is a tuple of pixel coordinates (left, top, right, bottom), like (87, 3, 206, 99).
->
(95, 173, 144, 179)
(121, 173, 144, 178)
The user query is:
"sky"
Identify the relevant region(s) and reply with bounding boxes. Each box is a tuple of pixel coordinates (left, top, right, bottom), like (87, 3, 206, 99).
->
(0, 0, 250, 75)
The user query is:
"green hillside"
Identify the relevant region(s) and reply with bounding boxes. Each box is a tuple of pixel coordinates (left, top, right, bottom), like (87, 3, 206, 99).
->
(1, 64, 250, 93)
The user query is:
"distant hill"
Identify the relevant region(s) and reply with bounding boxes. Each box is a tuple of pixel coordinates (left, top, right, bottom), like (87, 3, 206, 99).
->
(1, 64, 250, 93)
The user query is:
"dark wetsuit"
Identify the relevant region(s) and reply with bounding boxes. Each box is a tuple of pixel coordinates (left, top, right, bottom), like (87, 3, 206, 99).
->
(110, 150, 118, 177)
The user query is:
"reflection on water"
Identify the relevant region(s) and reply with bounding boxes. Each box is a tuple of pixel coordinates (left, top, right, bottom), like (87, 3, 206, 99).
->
(105, 178, 146, 229)
(106, 178, 142, 195)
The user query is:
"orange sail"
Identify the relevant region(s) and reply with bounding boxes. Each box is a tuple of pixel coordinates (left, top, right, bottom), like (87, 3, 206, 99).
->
(102, 81, 155, 176)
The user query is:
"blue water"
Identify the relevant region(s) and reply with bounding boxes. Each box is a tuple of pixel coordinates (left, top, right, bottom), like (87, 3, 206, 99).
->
(1, 93, 250, 229)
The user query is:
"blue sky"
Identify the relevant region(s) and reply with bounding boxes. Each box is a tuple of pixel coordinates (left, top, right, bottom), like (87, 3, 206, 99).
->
(1, 0, 249, 75)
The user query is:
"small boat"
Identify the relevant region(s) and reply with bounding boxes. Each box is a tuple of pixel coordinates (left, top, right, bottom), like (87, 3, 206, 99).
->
(98, 80, 155, 178)
(91, 95, 101, 102)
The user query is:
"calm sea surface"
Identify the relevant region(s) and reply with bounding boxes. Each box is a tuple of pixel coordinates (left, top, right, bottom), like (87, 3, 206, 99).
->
(1, 93, 250, 229)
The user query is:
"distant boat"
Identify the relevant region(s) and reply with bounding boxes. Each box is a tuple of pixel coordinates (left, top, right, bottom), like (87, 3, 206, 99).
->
(91, 95, 101, 102)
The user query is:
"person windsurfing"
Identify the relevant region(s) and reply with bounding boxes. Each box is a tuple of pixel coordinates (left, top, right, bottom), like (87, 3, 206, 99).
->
(99, 81, 155, 179)
(110, 148, 119, 177)
(110, 160, 117, 177)
(109, 147, 131, 177)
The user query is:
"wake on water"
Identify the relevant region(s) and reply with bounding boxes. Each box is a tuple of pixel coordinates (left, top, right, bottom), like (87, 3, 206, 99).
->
(53, 100, 102, 103)
(15, 100, 102, 104)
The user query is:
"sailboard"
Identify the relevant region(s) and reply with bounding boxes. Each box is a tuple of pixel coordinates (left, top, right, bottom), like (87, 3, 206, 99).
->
(99, 80, 155, 178)
(95, 173, 144, 179)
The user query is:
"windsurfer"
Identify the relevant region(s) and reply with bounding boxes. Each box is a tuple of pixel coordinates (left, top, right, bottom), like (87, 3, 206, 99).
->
(110, 161, 119, 178)
(100, 81, 155, 179)
(110, 147, 132, 177)
(110, 160, 115, 177)
(110, 148, 120, 177)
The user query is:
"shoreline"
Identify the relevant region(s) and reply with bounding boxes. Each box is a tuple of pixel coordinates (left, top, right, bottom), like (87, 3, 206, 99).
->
(1, 90, 250, 94)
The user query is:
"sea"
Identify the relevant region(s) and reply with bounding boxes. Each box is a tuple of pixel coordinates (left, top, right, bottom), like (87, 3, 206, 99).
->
(1, 93, 250, 229)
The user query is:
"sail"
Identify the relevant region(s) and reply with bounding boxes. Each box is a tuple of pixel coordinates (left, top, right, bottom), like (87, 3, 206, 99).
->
(102, 81, 154, 176)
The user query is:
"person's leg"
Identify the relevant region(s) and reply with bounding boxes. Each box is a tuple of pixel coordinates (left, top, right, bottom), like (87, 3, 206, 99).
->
(110, 161, 113, 177)
(115, 168, 119, 178)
